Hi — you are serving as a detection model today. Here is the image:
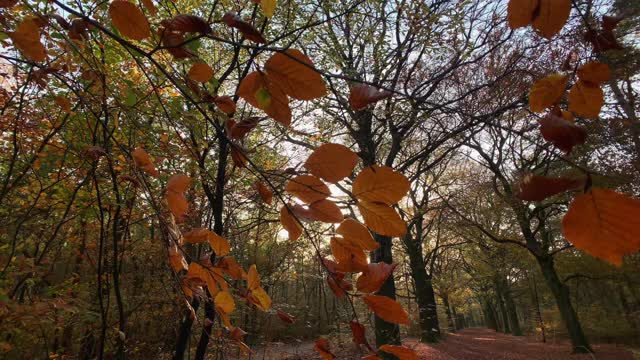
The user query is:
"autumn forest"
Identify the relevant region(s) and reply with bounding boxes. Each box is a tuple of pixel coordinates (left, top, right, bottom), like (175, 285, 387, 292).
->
(0, 0, 639, 358)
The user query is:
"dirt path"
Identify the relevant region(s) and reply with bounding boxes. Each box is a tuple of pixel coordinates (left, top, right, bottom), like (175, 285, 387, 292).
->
(252, 328, 636, 359)
(406, 328, 636, 360)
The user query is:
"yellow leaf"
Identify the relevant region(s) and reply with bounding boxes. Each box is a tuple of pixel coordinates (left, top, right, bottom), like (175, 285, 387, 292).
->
(214, 291, 236, 314)
(249, 287, 272, 311)
(362, 295, 409, 324)
(358, 201, 406, 237)
(532, 0, 571, 39)
(247, 264, 260, 290)
(188, 62, 214, 83)
(528, 74, 568, 112)
(265, 49, 327, 100)
(260, 0, 277, 17)
(507, 0, 539, 29)
(353, 165, 409, 205)
(568, 80, 603, 118)
(109, 0, 151, 40)
(168, 244, 187, 272)
(304, 143, 359, 183)
(562, 188, 640, 266)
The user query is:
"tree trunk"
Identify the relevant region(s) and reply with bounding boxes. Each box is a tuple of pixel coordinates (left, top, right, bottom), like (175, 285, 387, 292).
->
(503, 287, 523, 336)
(404, 232, 440, 342)
(173, 298, 200, 360)
(442, 294, 456, 332)
(537, 256, 592, 353)
(371, 233, 401, 350)
(483, 300, 498, 331)
(495, 290, 510, 334)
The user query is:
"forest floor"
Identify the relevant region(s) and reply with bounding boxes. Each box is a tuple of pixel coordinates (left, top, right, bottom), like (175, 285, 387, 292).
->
(250, 328, 638, 359)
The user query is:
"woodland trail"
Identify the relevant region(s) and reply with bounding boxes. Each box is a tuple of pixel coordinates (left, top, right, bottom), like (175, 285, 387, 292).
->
(254, 328, 637, 359)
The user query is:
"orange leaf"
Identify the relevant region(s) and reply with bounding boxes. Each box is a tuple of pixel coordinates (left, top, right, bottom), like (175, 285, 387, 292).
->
(532, 0, 571, 39)
(507, 0, 538, 29)
(362, 295, 409, 325)
(562, 188, 640, 266)
(314, 338, 336, 360)
(255, 181, 273, 205)
(568, 80, 604, 118)
(285, 175, 331, 204)
(167, 174, 191, 193)
(515, 174, 584, 201)
(528, 74, 568, 113)
(141, 0, 157, 15)
(280, 205, 303, 241)
(109, 1, 151, 40)
(306, 199, 343, 223)
(539, 113, 586, 153)
(330, 237, 368, 273)
(168, 244, 187, 272)
(378, 345, 419, 360)
(337, 218, 379, 251)
(353, 166, 409, 205)
(362, 356, 382, 360)
(349, 84, 392, 110)
(55, 96, 72, 113)
(208, 231, 231, 257)
(10, 17, 46, 62)
(188, 62, 213, 82)
(356, 262, 397, 294)
(222, 12, 266, 44)
(265, 49, 327, 100)
(326, 275, 351, 298)
(186, 262, 219, 297)
(216, 257, 246, 279)
(227, 117, 262, 139)
(183, 228, 210, 243)
(358, 201, 406, 237)
(237, 71, 291, 126)
(131, 148, 159, 176)
(248, 286, 272, 311)
(304, 143, 359, 183)
(577, 62, 611, 85)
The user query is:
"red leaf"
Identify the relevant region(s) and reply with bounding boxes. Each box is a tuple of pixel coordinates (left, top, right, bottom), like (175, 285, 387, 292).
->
(163, 14, 211, 34)
(222, 12, 266, 44)
(227, 116, 263, 139)
(276, 309, 295, 324)
(515, 174, 584, 201)
(349, 84, 392, 110)
(314, 338, 335, 360)
(539, 113, 587, 153)
(349, 321, 373, 351)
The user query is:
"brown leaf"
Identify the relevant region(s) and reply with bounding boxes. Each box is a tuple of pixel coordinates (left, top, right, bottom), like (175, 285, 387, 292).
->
(577, 62, 610, 86)
(349, 84, 392, 110)
(255, 181, 273, 205)
(10, 18, 47, 62)
(349, 321, 373, 351)
(304, 143, 359, 183)
(162, 30, 196, 59)
(227, 117, 262, 139)
(507, 0, 538, 29)
(276, 309, 295, 324)
(211, 95, 236, 114)
(109, 1, 150, 41)
(538, 113, 586, 153)
(362, 295, 409, 324)
(515, 174, 584, 201)
(562, 188, 640, 266)
(222, 12, 266, 44)
(132, 147, 159, 176)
